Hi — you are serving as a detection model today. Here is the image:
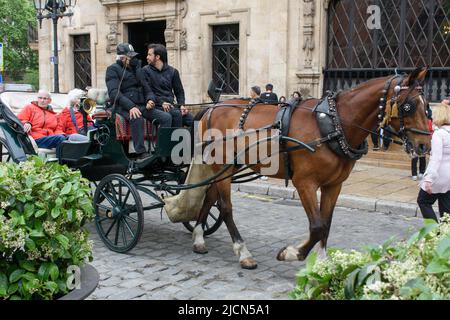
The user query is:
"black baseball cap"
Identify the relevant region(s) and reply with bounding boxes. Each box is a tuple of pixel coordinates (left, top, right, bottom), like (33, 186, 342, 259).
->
(117, 43, 139, 58)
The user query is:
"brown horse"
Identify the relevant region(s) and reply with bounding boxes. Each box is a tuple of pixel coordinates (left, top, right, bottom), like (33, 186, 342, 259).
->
(192, 68, 431, 269)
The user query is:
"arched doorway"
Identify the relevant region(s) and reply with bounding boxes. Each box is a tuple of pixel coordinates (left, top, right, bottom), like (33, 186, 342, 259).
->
(324, 0, 449, 102)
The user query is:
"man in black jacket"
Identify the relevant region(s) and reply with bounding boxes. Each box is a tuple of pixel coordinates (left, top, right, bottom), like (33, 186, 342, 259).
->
(142, 44, 183, 127)
(260, 83, 279, 104)
(105, 43, 171, 160)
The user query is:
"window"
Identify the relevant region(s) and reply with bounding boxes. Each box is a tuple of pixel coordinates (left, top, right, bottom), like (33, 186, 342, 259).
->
(325, 0, 450, 102)
(212, 24, 240, 95)
(73, 35, 92, 90)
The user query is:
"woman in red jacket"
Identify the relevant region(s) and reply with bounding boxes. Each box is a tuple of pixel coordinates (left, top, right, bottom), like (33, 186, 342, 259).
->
(17, 89, 67, 151)
(57, 89, 94, 135)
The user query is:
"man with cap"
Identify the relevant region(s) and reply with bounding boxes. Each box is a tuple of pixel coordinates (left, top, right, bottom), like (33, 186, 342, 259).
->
(105, 43, 170, 160)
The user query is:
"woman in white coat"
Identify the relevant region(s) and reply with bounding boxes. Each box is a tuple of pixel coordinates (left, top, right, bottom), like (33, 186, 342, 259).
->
(417, 103, 450, 221)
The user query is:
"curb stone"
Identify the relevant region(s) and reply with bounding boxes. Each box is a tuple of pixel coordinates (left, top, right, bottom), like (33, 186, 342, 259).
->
(236, 182, 423, 218)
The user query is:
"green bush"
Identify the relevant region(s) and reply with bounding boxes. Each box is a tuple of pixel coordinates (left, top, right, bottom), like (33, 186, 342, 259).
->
(20, 69, 39, 90)
(291, 218, 450, 300)
(0, 157, 94, 300)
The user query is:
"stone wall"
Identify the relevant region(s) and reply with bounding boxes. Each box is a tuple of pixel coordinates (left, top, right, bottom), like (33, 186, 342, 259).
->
(37, 0, 328, 102)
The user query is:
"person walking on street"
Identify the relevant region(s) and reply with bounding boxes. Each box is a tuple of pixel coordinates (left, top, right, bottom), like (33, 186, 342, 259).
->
(142, 43, 184, 128)
(417, 103, 450, 222)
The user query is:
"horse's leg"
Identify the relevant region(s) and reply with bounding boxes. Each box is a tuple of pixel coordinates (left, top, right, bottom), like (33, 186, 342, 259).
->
(214, 178, 257, 270)
(277, 181, 323, 262)
(316, 183, 342, 260)
(192, 184, 219, 254)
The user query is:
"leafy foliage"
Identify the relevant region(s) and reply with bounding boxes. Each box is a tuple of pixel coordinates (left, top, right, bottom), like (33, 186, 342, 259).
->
(291, 218, 450, 300)
(0, 157, 94, 300)
(0, 0, 38, 80)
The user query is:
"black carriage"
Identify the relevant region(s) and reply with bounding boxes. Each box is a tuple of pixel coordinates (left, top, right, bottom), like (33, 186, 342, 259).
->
(0, 87, 224, 253)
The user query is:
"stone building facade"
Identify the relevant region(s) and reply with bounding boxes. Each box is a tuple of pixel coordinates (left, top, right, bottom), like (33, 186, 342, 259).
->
(36, 0, 449, 103)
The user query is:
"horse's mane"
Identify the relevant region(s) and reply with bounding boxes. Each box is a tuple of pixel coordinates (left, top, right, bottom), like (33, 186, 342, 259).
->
(338, 75, 390, 99)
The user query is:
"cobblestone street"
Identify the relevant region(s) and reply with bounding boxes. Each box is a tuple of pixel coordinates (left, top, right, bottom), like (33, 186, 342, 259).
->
(86, 191, 423, 300)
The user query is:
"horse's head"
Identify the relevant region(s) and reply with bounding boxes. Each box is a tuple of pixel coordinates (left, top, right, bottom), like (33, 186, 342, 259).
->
(381, 67, 432, 157)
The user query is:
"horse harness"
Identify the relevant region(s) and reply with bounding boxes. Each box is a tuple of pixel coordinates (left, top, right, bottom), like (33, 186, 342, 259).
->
(313, 92, 368, 160)
(378, 75, 431, 132)
(234, 96, 368, 185)
(206, 74, 429, 185)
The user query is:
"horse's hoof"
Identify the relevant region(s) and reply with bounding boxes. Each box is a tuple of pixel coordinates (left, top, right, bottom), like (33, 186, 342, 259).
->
(193, 244, 208, 255)
(276, 247, 288, 261)
(277, 246, 300, 262)
(240, 258, 258, 270)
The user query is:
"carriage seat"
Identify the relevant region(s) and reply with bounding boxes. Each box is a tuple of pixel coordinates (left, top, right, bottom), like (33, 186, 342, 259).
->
(114, 113, 155, 141)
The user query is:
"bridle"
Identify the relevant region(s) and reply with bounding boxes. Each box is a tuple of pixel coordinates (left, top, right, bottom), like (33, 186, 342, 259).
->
(378, 74, 431, 152)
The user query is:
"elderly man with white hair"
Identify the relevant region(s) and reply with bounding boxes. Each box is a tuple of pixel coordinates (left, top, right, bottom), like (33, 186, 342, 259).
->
(57, 88, 94, 136)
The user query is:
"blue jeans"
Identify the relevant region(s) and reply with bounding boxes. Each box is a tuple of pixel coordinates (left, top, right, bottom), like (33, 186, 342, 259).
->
(35, 135, 67, 158)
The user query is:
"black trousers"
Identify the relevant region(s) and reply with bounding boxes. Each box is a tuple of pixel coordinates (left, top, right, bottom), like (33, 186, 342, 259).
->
(143, 106, 182, 128)
(370, 126, 391, 149)
(411, 156, 426, 176)
(371, 129, 380, 148)
(417, 189, 450, 221)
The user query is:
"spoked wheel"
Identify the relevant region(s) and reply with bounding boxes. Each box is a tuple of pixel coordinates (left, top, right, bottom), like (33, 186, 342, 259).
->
(94, 174, 144, 253)
(0, 138, 13, 163)
(182, 201, 223, 236)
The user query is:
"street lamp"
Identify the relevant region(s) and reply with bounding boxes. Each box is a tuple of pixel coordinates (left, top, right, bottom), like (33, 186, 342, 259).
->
(33, 0, 77, 93)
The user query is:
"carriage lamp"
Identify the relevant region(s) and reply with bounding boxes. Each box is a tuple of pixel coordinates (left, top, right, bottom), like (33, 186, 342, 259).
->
(33, 0, 77, 93)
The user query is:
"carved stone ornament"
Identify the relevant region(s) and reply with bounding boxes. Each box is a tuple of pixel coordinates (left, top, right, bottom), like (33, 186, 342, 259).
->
(106, 23, 119, 53)
(302, 0, 316, 68)
(165, 30, 175, 45)
(180, 29, 187, 50)
(303, 0, 315, 17)
(180, 0, 188, 19)
(166, 18, 176, 30)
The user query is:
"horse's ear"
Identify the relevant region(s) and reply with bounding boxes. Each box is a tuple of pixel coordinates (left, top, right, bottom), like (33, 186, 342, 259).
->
(406, 67, 427, 86)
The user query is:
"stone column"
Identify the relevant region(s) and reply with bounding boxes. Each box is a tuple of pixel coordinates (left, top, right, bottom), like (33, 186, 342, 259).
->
(105, 5, 120, 54)
(296, 0, 321, 98)
(165, 0, 188, 69)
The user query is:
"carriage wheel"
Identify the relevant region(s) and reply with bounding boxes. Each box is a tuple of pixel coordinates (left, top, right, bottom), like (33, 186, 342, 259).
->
(94, 174, 144, 253)
(182, 201, 223, 236)
(0, 138, 13, 163)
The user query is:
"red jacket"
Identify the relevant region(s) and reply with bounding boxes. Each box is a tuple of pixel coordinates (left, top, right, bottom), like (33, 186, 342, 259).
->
(428, 119, 434, 134)
(17, 102, 65, 140)
(57, 107, 93, 135)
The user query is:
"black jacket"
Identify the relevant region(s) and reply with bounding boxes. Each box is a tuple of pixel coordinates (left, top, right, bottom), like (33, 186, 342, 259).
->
(260, 92, 279, 104)
(142, 64, 185, 106)
(105, 60, 155, 112)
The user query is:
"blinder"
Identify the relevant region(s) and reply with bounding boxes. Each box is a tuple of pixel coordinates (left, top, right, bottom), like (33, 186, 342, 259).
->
(378, 75, 430, 154)
(398, 98, 417, 117)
